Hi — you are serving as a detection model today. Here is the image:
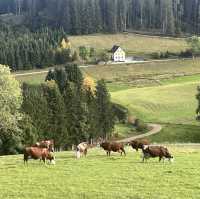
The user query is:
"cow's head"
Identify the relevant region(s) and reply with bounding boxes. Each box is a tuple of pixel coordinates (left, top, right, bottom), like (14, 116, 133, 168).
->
(129, 140, 139, 151)
(47, 153, 56, 164)
(167, 154, 174, 162)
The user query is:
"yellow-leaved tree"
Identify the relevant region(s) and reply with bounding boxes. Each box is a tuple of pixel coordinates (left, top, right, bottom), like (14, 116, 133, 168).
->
(83, 75, 95, 92)
(61, 38, 71, 49)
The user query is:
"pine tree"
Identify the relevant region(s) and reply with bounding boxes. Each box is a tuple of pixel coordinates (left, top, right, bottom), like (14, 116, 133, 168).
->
(95, 79, 115, 139)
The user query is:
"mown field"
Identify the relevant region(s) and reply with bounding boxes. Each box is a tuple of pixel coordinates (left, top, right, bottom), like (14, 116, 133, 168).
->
(111, 79, 199, 125)
(82, 59, 200, 83)
(1, 147, 200, 199)
(69, 33, 188, 55)
(15, 58, 200, 85)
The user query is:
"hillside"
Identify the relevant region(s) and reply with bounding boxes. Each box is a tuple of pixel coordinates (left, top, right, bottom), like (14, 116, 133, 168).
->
(111, 79, 198, 125)
(1, 148, 200, 199)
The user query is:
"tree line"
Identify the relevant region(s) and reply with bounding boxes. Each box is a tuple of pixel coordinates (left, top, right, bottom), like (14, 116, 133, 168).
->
(1, 0, 200, 35)
(0, 63, 128, 155)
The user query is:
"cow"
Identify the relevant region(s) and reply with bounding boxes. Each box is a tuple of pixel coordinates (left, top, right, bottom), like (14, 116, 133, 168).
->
(100, 142, 126, 156)
(24, 147, 55, 164)
(76, 142, 88, 159)
(141, 145, 173, 162)
(33, 139, 54, 152)
(129, 139, 150, 151)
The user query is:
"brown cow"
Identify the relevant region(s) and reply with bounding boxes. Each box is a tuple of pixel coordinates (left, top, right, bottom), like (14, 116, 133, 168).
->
(24, 147, 55, 164)
(129, 139, 150, 151)
(141, 145, 173, 162)
(33, 140, 54, 152)
(100, 142, 126, 156)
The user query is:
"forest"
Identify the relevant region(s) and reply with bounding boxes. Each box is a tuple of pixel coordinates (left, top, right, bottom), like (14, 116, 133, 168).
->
(0, 0, 199, 35)
(1, 63, 129, 154)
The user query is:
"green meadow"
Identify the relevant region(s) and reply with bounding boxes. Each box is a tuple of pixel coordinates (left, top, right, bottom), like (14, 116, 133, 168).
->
(1, 147, 200, 199)
(111, 80, 199, 125)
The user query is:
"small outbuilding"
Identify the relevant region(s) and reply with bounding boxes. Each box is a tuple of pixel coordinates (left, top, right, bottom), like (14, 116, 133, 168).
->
(110, 45, 126, 62)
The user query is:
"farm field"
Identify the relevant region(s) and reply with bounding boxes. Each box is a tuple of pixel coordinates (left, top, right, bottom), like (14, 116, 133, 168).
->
(15, 58, 200, 86)
(82, 58, 200, 83)
(15, 73, 47, 84)
(1, 147, 200, 199)
(69, 33, 188, 55)
(111, 79, 199, 125)
(148, 124, 200, 143)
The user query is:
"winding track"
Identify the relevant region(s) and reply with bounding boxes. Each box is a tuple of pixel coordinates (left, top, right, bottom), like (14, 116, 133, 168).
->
(116, 123, 162, 143)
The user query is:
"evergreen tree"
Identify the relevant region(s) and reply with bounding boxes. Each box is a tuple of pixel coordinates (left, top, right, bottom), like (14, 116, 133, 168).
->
(95, 79, 115, 139)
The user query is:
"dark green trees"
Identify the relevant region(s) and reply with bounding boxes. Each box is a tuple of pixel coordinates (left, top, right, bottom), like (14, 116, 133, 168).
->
(1, 0, 200, 36)
(95, 79, 115, 139)
(0, 26, 69, 70)
(22, 64, 116, 148)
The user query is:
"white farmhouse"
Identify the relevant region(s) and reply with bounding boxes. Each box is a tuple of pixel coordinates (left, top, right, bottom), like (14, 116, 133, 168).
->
(111, 45, 126, 62)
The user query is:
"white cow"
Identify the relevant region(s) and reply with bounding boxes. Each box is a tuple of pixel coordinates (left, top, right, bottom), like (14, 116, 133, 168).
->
(75, 142, 88, 159)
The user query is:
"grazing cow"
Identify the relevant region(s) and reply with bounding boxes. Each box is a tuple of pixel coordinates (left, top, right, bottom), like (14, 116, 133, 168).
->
(100, 142, 126, 156)
(141, 145, 173, 162)
(129, 139, 150, 151)
(33, 140, 54, 152)
(24, 147, 55, 164)
(76, 142, 88, 159)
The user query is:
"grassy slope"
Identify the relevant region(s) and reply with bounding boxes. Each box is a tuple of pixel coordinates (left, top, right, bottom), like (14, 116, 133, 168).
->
(1, 148, 200, 199)
(111, 80, 199, 125)
(69, 33, 188, 55)
(149, 124, 200, 143)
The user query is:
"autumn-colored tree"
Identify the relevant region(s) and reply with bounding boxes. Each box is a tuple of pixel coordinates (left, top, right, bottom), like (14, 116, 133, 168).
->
(83, 75, 95, 93)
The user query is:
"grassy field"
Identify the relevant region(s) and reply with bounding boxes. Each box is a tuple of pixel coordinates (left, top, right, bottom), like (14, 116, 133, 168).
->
(149, 124, 200, 143)
(1, 147, 200, 199)
(15, 73, 47, 84)
(15, 58, 200, 86)
(82, 59, 200, 83)
(111, 79, 199, 125)
(69, 33, 188, 55)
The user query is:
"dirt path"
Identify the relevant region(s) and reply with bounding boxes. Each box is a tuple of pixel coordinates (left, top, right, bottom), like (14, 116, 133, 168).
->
(116, 123, 162, 143)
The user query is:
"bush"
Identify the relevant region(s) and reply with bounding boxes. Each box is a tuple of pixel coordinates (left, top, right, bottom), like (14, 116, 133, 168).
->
(135, 119, 148, 132)
(151, 52, 160, 59)
(179, 49, 193, 58)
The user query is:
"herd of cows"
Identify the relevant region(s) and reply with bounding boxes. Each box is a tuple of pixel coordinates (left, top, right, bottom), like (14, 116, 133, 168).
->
(23, 139, 174, 165)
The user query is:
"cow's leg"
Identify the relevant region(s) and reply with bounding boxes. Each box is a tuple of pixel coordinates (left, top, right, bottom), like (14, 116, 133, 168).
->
(84, 149, 87, 157)
(42, 157, 46, 164)
(121, 148, 126, 156)
(108, 151, 111, 156)
(24, 154, 28, 165)
(106, 151, 109, 156)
